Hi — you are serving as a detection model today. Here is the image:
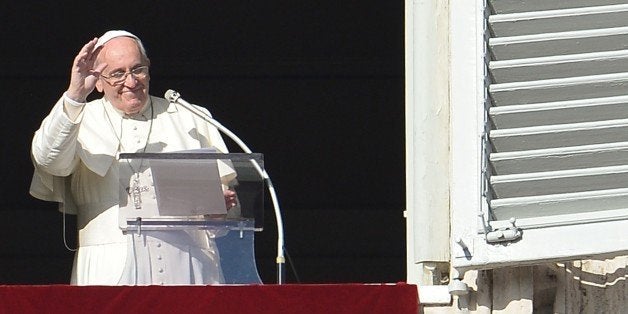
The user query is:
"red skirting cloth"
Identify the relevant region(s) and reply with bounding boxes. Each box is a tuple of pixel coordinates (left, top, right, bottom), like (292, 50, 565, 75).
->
(0, 283, 418, 313)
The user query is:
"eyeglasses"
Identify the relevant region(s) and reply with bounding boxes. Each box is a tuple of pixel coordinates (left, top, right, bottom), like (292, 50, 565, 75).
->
(100, 65, 149, 86)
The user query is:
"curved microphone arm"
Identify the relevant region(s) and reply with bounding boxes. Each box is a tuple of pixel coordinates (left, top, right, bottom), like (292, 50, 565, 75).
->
(165, 90, 286, 284)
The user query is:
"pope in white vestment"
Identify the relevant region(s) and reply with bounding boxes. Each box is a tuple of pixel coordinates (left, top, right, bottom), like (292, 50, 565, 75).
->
(29, 30, 236, 285)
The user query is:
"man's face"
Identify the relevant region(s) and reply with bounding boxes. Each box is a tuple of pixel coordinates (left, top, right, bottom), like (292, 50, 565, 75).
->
(95, 37, 150, 115)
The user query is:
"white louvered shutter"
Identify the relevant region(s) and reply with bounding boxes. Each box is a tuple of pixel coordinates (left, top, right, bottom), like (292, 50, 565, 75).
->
(451, 0, 628, 270)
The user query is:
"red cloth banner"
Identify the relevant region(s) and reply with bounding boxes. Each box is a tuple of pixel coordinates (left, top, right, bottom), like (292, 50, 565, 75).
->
(0, 283, 418, 314)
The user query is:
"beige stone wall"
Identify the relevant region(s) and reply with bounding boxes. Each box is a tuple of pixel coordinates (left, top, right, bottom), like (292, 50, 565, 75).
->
(423, 256, 627, 313)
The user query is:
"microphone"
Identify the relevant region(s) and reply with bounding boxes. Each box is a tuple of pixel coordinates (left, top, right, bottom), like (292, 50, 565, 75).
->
(165, 89, 189, 106)
(165, 89, 213, 118)
(164, 89, 287, 284)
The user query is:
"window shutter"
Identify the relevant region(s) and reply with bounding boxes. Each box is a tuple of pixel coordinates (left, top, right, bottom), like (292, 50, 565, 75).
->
(451, 0, 628, 270)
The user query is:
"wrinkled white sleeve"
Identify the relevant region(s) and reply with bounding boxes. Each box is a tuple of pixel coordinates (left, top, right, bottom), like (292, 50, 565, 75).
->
(30, 96, 84, 213)
(32, 96, 83, 177)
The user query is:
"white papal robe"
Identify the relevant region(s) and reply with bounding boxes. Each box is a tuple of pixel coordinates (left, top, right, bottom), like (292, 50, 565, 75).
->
(30, 95, 235, 285)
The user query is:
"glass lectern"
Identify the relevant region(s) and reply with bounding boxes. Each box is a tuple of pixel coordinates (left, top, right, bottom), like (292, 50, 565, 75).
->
(118, 150, 264, 284)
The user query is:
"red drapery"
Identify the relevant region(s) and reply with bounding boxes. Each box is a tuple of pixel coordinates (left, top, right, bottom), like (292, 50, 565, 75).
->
(0, 283, 418, 313)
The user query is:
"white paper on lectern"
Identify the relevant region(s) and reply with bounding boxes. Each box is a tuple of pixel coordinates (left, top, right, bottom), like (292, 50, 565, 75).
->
(150, 148, 227, 216)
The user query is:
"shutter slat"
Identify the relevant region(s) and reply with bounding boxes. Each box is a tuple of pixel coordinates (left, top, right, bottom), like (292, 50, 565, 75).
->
(490, 142, 628, 175)
(489, 5, 628, 37)
(490, 119, 628, 152)
(490, 95, 628, 128)
(491, 165, 628, 198)
(490, 189, 628, 220)
(490, 50, 628, 83)
(490, 74, 628, 106)
(490, 0, 626, 15)
(490, 28, 628, 60)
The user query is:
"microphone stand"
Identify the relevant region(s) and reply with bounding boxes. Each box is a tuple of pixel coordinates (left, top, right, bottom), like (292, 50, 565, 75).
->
(166, 90, 286, 284)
